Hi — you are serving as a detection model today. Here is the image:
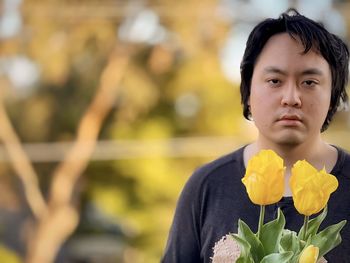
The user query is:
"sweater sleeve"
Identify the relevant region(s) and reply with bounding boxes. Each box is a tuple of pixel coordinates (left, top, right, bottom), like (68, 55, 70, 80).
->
(161, 169, 203, 263)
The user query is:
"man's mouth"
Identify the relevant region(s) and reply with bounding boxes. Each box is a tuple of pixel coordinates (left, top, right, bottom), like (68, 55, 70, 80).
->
(278, 114, 302, 126)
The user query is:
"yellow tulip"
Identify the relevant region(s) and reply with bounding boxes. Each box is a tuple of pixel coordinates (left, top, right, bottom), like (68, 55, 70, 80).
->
(290, 160, 338, 216)
(242, 149, 285, 205)
(299, 245, 319, 263)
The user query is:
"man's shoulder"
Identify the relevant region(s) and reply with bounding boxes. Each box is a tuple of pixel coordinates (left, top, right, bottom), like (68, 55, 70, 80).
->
(332, 146, 350, 177)
(188, 146, 246, 185)
(178, 146, 247, 205)
(335, 146, 350, 161)
(339, 146, 350, 159)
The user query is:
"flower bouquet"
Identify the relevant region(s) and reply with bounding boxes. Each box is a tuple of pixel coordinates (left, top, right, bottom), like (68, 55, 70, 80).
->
(212, 150, 346, 263)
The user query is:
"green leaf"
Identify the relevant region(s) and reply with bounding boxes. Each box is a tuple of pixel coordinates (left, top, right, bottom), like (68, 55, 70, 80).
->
(260, 251, 294, 263)
(237, 219, 265, 262)
(260, 208, 286, 254)
(231, 234, 254, 263)
(280, 229, 303, 263)
(298, 206, 328, 240)
(280, 230, 301, 252)
(236, 256, 255, 263)
(310, 220, 347, 258)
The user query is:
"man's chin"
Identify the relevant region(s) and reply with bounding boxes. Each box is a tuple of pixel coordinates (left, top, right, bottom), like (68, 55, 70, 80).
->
(274, 133, 304, 146)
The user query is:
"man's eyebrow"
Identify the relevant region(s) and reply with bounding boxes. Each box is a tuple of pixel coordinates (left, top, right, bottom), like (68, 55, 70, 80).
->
(263, 67, 287, 75)
(301, 68, 324, 76)
(263, 66, 324, 76)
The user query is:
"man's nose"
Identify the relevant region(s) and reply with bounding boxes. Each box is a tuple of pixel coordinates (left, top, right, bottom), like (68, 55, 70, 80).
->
(280, 84, 302, 107)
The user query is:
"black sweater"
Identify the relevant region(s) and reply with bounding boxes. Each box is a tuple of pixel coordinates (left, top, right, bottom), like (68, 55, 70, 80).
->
(162, 146, 350, 263)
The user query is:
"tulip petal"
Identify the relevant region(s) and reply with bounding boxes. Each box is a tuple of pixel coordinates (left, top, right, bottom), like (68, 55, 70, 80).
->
(242, 150, 285, 205)
(299, 245, 319, 263)
(290, 160, 339, 216)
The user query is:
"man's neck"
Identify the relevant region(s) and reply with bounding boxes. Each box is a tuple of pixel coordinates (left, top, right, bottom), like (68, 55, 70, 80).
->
(244, 136, 337, 171)
(258, 139, 321, 168)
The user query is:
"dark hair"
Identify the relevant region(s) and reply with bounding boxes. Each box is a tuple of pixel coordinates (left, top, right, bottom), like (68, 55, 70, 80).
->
(240, 8, 349, 132)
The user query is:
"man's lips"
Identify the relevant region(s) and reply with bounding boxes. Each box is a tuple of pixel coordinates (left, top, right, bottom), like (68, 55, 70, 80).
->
(279, 115, 302, 121)
(277, 114, 302, 125)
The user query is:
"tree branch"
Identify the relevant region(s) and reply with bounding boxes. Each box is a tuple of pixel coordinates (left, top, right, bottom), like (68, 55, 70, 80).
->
(0, 99, 47, 219)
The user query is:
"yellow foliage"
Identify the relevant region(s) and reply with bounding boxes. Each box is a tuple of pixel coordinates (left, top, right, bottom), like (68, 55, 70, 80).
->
(116, 65, 160, 123)
(19, 97, 53, 140)
(0, 245, 22, 263)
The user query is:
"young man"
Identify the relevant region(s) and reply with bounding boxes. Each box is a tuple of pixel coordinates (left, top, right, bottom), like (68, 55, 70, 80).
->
(162, 9, 350, 263)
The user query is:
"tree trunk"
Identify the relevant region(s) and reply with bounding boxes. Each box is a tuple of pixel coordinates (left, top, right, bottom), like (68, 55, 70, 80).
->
(27, 46, 129, 263)
(0, 46, 129, 263)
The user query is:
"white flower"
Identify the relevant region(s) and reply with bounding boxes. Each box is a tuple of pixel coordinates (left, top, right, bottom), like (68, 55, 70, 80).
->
(212, 234, 240, 263)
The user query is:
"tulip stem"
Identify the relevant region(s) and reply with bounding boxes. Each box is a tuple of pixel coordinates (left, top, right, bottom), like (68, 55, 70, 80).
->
(302, 215, 309, 241)
(257, 205, 265, 239)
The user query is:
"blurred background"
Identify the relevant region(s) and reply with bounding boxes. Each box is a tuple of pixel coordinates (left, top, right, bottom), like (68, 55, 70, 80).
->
(0, 0, 349, 262)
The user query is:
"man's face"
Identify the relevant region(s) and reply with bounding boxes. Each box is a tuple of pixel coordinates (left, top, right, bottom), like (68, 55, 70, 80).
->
(249, 33, 332, 147)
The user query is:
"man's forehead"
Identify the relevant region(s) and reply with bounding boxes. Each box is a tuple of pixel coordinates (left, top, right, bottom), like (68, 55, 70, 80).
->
(261, 33, 316, 53)
(262, 66, 325, 76)
(254, 34, 330, 73)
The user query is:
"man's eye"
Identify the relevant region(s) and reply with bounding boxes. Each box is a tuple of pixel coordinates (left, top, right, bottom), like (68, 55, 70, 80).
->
(303, 80, 317, 86)
(268, 79, 280, 84)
